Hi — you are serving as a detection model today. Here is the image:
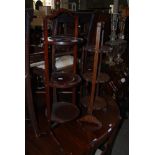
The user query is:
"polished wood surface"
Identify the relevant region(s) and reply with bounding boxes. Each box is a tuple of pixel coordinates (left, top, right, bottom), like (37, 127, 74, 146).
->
(26, 95, 121, 155)
(26, 125, 66, 155)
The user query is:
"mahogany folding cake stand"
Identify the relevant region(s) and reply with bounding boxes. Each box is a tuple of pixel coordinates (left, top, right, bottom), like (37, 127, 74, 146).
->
(78, 22, 111, 127)
(43, 9, 82, 126)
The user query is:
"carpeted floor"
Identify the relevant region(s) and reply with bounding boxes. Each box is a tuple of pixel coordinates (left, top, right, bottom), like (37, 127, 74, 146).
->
(111, 118, 129, 155)
(95, 118, 129, 155)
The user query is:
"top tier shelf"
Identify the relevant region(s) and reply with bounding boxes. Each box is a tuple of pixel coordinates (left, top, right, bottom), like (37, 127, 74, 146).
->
(43, 35, 83, 46)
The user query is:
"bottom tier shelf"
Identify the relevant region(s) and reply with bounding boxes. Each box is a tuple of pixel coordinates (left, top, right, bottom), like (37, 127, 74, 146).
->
(81, 96, 108, 111)
(51, 102, 80, 123)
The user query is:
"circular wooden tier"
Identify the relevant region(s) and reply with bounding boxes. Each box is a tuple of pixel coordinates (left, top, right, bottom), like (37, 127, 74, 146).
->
(81, 96, 108, 110)
(51, 102, 80, 123)
(47, 35, 83, 46)
(82, 72, 110, 83)
(49, 72, 81, 88)
(85, 45, 113, 53)
(105, 39, 127, 46)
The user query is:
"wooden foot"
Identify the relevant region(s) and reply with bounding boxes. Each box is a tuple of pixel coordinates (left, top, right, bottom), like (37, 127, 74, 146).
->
(78, 114, 102, 127)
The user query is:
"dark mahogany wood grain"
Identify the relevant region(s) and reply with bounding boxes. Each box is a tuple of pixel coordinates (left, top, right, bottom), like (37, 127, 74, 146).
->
(26, 95, 121, 155)
(53, 96, 121, 155)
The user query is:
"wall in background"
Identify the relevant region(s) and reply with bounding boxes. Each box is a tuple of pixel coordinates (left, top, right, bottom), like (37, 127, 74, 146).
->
(79, 0, 128, 10)
(25, 0, 33, 8)
(25, 0, 128, 10)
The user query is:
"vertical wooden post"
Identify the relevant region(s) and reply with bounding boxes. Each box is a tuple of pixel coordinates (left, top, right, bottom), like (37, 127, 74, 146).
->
(72, 15, 79, 105)
(88, 22, 101, 114)
(43, 17, 51, 124)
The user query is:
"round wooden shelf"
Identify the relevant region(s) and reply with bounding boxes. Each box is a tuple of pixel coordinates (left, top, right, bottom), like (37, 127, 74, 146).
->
(105, 39, 127, 46)
(82, 72, 110, 83)
(81, 96, 108, 110)
(48, 35, 83, 46)
(85, 45, 113, 53)
(50, 72, 81, 88)
(51, 102, 80, 123)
